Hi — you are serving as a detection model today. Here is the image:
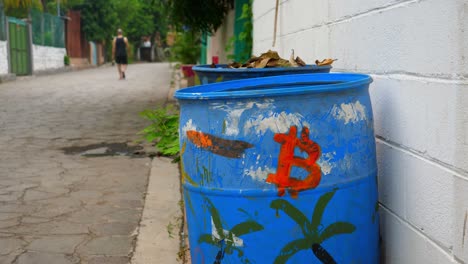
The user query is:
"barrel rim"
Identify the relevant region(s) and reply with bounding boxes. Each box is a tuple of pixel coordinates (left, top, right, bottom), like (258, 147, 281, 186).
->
(182, 171, 376, 197)
(174, 73, 373, 100)
(192, 64, 332, 74)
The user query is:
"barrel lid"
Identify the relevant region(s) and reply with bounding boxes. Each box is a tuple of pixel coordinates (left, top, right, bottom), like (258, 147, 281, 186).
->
(192, 64, 331, 74)
(174, 73, 372, 100)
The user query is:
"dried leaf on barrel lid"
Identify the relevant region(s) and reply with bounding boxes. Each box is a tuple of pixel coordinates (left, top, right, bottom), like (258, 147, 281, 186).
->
(242, 61, 255, 68)
(241, 56, 260, 68)
(315, 58, 337, 66)
(277, 58, 291, 67)
(259, 50, 280, 60)
(267, 59, 280, 67)
(289, 49, 299, 67)
(255, 57, 271, 68)
(228, 62, 242, 68)
(210, 63, 217, 68)
(246, 56, 260, 64)
(295, 56, 306, 66)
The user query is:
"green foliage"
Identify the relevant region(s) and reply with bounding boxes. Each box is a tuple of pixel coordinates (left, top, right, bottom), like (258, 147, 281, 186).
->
(46, 0, 83, 14)
(3, 0, 39, 10)
(64, 54, 70, 65)
(170, 31, 201, 64)
(80, 0, 118, 42)
(148, 0, 170, 41)
(29, 8, 65, 47)
(127, 41, 134, 64)
(236, 1, 253, 61)
(225, 36, 236, 62)
(43, 31, 52, 45)
(4, 0, 41, 17)
(0, 6, 6, 41)
(113, 0, 154, 44)
(76, 0, 169, 49)
(3, 0, 71, 17)
(118, 0, 170, 43)
(139, 105, 180, 159)
(225, 0, 252, 62)
(169, 0, 234, 33)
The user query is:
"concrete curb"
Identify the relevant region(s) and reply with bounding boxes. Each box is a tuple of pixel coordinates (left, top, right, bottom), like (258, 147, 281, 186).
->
(33, 66, 74, 76)
(131, 157, 183, 264)
(168, 68, 188, 103)
(0, 73, 16, 84)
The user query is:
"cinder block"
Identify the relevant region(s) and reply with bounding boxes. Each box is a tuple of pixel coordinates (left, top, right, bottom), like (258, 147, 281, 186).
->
(380, 207, 456, 264)
(399, 146, 455, 248)
(328, 0, 466, 76)
(253, 9, 277, 46)
(253, 0, 328, 54)
(278, 26, 330, 64)
(376, 141, 407, 220)
(279, 0, 328, 36)
(452, 176, 468, 263)
(328, 0, 406, 21)
(370, 76, 468, 172)
(252, 40, 277, 56)
(253, 0, 278, 21)
(377, 140, 468, 258)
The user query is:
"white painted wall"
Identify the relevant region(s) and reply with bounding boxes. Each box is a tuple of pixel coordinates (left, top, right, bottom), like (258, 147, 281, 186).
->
(0, 41, 8, 74)
(253, 0, 467, 263)
(207, 9, 235, 64)
(32, 45, 66, 72)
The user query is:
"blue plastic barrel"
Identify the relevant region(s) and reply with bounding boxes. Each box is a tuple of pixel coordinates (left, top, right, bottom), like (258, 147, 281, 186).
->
(175, 73, 379, 264)
(193, 64, 332, 84)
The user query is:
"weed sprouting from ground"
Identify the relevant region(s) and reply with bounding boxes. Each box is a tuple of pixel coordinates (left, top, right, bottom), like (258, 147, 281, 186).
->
(139, 105, 180, 162)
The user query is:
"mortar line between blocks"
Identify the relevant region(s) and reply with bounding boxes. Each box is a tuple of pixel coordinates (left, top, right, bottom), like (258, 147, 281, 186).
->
(379, 204, 461, 262)
(326, 68, 468, 83)
(375, 137, 468, 181)
(253, 0, 290, 22)
(256, 0, 426, 42)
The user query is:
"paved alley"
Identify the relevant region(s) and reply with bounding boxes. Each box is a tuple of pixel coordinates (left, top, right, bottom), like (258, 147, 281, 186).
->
(0, 63, 172, 264)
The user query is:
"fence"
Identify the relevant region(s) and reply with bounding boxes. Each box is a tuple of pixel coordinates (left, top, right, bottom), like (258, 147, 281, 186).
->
(0, 6, 6, 41)
(30, 9, 64, 48)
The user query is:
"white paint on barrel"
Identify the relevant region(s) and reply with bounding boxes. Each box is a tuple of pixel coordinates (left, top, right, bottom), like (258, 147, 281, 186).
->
(332, 101, 367, 124)
(318, 152, 336, 175)
(182, 119, 197, 137)
(243, 111, 310, 135)
(211, 217, 244, 247)
(211, 100, 274, 136)
(244, 166, 275, 181)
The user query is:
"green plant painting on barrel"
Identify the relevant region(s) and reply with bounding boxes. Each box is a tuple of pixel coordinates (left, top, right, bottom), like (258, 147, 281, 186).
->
(198, 198, 263, 263)
(271, 190, 356, 264)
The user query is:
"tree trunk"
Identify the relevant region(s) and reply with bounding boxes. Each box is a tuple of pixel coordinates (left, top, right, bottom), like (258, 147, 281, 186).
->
(40, 0, 47, 12)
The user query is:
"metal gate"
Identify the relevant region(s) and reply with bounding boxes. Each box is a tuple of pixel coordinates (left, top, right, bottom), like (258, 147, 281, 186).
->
(8, 17, 30, 76)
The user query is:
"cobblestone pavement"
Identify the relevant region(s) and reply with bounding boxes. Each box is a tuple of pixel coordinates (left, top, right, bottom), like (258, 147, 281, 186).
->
(0, 63, 172, 264)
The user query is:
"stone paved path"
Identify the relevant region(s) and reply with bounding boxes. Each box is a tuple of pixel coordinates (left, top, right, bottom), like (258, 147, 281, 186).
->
(0, 63, 172, 264)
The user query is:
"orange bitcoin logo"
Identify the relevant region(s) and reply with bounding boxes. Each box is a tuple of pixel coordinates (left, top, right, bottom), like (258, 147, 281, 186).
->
(267, 126, 322, 198)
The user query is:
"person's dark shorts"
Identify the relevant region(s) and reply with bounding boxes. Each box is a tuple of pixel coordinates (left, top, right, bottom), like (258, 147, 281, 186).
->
(116, 55, 128, 65)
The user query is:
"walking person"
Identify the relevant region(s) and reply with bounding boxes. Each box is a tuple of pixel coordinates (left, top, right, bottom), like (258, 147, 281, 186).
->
(112, 29, 129, 80)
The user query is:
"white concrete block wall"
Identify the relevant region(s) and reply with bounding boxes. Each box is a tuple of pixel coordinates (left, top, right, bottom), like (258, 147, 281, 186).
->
(253, 0, 468, 262)
(32, 45, 66, 72)
(0, 41, 8, 74)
